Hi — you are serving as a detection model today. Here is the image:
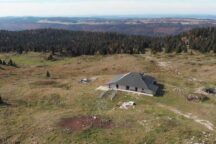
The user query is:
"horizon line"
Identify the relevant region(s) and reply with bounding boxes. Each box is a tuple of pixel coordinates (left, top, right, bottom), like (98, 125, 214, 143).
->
(1, 14, 216, 18)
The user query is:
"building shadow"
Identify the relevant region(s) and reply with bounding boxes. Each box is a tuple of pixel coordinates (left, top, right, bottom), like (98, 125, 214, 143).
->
(155, 83, 165, 97)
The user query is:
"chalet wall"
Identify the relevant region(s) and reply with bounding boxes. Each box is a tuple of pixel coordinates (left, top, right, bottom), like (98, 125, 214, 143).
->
(108, 83, 156, 96)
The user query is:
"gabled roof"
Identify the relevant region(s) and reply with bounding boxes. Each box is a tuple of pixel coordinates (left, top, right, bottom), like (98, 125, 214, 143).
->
(107, 73, 129, 84)
(108, 72, 158, 92)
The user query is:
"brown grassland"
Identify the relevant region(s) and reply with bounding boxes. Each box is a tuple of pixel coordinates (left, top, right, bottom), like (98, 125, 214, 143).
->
(0, 52, 216, 144)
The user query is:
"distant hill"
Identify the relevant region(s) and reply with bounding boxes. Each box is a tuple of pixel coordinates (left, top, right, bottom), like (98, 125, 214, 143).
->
(0, 17, 216, 36)
(0, 27, 215, 55)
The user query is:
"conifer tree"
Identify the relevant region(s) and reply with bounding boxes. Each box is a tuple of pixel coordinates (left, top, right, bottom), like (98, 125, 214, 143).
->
(7, 59, 16, 67)
(2, 60, 6, 65)
(0, 95, 3, 104)
(46, 71, 51, 78)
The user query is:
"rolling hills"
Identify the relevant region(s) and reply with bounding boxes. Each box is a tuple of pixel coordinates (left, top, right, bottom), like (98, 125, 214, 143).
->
(1, 17, 216, 36)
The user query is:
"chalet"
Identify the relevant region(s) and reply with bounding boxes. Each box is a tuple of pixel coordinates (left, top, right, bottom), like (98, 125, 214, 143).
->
(107, 72, 159, 96)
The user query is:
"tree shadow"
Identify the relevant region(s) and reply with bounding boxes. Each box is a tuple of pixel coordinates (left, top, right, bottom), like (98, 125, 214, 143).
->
(0, 102, 11, 107)
(0, 97, 11, 107)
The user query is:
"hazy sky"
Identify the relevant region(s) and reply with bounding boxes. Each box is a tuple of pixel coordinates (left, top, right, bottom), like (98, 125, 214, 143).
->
(0, 0, 215, 16)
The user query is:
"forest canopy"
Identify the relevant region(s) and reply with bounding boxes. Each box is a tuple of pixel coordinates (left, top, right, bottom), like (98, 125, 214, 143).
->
(0, 27, 216, 55)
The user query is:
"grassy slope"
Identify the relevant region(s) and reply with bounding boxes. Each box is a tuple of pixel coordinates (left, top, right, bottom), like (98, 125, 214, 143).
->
(0, 52, 216, 144)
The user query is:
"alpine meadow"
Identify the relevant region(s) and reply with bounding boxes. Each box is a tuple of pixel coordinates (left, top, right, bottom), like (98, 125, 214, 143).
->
(1, 0, 216, 144)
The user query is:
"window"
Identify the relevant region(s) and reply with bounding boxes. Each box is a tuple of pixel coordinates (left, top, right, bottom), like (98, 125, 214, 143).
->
(126, 86, 130, 90)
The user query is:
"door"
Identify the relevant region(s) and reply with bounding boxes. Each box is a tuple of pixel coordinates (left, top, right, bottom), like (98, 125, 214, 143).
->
(116, 84, 119, 89)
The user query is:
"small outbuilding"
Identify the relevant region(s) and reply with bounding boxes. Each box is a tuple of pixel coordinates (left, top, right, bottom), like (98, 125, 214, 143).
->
(107, 72, 159, 96)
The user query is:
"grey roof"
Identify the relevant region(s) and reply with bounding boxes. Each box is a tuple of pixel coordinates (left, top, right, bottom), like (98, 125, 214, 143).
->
(107, 73, 128, 84)
(108, 72, 158, 93)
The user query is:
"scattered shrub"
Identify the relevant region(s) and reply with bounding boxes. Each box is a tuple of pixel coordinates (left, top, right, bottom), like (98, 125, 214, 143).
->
(0, 59, 16, 67)
(7, 59, 16, 67)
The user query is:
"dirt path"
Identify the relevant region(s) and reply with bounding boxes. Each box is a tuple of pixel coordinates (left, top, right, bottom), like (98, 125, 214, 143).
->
(158, 104, 214, 131)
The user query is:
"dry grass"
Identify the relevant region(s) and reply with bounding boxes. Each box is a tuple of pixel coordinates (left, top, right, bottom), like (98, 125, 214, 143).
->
(0, 52, 216, 144)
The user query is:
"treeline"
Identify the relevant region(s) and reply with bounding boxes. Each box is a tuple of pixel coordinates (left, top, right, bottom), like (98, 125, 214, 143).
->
(0, 28, 215, 55)
(182, 28, 216, 53)
(161, 27, 216, 53)
(0, 29, 152, 55)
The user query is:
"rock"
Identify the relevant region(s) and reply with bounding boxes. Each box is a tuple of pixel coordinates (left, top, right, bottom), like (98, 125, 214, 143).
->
(187, 94, 209, 102)
(93, 116, 97, 120)
(47, 54, 54, 61)
(195, 87, 216, 96)
(119, 101, 136, 110)
(204, 88, 216, 95)
(79, 78, 91, 84)
(47, 54, 58, 61)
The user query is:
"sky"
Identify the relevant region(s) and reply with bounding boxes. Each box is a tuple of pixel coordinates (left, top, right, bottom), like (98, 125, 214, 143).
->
(0, 0, 215, 17)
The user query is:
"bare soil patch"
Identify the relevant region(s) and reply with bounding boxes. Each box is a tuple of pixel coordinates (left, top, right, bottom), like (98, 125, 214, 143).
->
(58, 116, 113, 132)
(31, 80, 58, 86)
